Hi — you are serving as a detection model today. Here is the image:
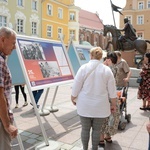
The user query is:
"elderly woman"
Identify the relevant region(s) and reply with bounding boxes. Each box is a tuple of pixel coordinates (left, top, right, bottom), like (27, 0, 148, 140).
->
(71, 47, 117, 150)
(99, 52, 119, 147)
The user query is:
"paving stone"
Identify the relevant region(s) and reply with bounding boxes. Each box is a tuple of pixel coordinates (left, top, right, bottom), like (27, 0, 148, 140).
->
(26, 138, 38, 144)
(20, 131, 32, 136)
(20, 135, 29, 141)
(29, 133, 40, 139)
(12, 86, 149, 150)
(61, 143, 74, 149)
(35, 140, 62, 150)
(37, 136, 44, 141)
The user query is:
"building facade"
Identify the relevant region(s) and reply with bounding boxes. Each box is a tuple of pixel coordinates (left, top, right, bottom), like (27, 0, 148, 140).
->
(0, 0, 108, 48)
(78, 9, 108, 49)
(0, 0, 42, 37)
(42, 0, 81, 45)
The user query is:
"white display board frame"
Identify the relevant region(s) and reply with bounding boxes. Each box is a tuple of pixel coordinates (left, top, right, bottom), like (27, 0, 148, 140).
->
(14, 35, 75, 148)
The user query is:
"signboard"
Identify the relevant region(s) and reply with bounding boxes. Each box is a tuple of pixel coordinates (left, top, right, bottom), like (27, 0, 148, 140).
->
(134, 54, 143, 64)
(68, 41, 107, 75)
(7, 50, 25, 85)
(68, 41, 93, 74)
(10, 35, 74, 90)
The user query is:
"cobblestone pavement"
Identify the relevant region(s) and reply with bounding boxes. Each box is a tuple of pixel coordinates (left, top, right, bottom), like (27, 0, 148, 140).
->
(10, 84, 149, 150)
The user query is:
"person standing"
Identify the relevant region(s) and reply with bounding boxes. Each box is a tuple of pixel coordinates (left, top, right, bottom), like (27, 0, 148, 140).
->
(137, 52, 150, 110)
(71, 47, 117, 150)
(0, 27, 18, 150)
(115, 51, 131, 88)
(99, 52, 120, 147)
(31, 89, 44, 108)
(14, 84, 28, 108)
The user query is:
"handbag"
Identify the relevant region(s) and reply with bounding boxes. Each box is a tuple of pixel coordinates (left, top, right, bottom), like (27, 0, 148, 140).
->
(136, 76, 142, 84)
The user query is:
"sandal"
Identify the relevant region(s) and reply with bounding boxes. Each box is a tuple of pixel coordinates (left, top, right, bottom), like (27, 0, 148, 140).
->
(98, 140, 105, 147)
(104, 137, 112, 143)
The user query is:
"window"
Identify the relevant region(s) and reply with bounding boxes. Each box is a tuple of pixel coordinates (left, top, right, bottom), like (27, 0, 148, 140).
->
(138, 2, 144, 10)
(148, 1, 150, 8)
(32, 0, 37, 10)
(58, 28, 62, 39)
(137, 16, 144, 24)
(31, 22, 37, 35)
(17, 19, 24, 33)
(69, 30, 75, 40)
(69, 12, 75, 21)
(47, 25, 52, 38)
(137, 33, 143, 39)
(0, 15, 7, 27)
(47, 4, 52, 15)
(58, 8, 63, 19)
(18, 0, 23, 6)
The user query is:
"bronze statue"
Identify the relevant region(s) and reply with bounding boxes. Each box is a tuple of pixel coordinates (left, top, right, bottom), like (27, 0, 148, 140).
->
(103, 24, 150, 68)
(117, 18, 137, 50)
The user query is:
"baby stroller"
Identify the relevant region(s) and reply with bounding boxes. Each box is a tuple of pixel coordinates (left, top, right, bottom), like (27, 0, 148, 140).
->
(117, 84, 131, 130)
(104, 84, 131, 136)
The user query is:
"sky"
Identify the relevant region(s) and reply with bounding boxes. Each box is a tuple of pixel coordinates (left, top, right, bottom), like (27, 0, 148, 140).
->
(74, 0, 126, 28)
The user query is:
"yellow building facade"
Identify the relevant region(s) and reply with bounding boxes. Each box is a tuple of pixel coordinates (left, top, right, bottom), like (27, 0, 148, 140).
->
(41, 0, 80, 45)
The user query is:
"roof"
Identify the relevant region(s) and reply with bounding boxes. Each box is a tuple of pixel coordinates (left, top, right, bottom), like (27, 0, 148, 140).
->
(79, 9, 103, 31)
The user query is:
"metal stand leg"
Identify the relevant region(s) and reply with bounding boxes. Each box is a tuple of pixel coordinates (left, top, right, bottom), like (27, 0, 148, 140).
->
(45, 86, 59, 112)
(29, 91, 49, 146)
(14, 120, 25, 150)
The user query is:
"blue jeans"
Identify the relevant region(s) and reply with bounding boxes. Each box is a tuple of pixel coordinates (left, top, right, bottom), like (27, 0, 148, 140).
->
(32, 89, 44, 104)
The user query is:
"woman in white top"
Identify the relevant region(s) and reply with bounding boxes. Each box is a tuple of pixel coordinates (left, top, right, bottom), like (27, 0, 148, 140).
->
(71, 47, 117, 150)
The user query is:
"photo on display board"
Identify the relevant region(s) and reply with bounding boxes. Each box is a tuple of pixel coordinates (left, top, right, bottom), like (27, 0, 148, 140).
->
(39, 61, 61, 78)
(20, 42, 46, 60)
(76, 49, 86, 60)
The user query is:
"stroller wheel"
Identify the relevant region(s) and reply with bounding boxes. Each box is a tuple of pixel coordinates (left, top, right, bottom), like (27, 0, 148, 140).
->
(125, 114, 131, 123)
(118, 122, 127, 130)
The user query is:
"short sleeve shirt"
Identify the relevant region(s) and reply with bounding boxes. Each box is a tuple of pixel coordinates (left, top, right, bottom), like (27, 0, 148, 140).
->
(0, 52, 13, 122)
(115, 59, 130, 87)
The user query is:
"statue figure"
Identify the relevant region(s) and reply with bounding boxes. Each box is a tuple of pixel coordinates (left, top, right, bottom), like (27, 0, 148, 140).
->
(118, 18, 137, 50)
